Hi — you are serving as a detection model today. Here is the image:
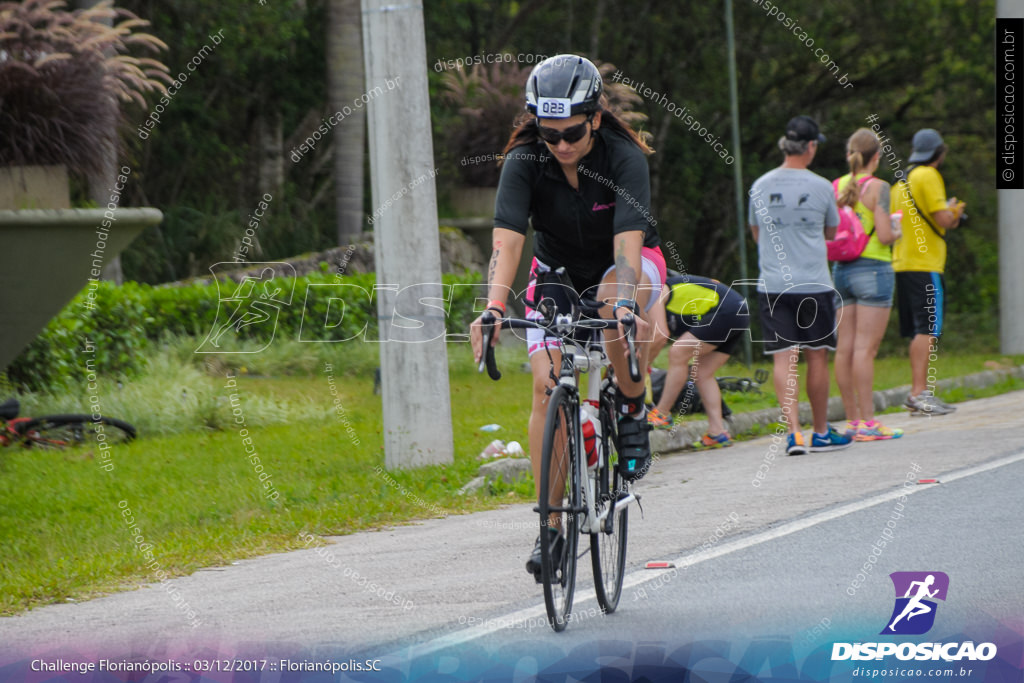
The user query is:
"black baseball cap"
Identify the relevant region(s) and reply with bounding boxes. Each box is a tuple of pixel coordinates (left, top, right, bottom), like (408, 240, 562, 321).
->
(784, 115, 826, 144)
(908, 128, 944, 163)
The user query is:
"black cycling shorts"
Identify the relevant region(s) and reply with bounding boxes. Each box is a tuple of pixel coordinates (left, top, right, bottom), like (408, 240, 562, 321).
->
(757, 290, 837, 354)
(896, 271, 945, 338)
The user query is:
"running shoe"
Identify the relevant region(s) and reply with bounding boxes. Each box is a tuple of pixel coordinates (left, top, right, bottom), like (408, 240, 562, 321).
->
(525, 527, 563, 583)
(905, 390, 956, 416)
(647, 407, 674, 430)
(809, 426, 854, 452)
(845, 420, 862, 434)
(786, 431, 807, 456)
(855, 420, 904, 442)
(693, 432, 733, 449)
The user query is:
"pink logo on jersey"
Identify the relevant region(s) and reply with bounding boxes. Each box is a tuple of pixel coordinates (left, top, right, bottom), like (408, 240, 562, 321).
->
(592, 201, 615, 212)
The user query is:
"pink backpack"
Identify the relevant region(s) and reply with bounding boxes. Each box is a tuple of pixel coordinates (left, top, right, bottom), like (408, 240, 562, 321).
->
(826, 175, 876, 262)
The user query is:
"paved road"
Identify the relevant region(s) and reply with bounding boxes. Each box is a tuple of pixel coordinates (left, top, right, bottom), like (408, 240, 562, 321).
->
(1, 392, 1021, 678)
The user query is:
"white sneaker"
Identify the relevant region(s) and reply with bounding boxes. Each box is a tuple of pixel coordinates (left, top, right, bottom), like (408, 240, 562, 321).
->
(905, 390, 955, 416)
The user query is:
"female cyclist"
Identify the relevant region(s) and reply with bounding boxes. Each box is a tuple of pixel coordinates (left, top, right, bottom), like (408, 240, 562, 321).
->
(832, 128, 903, 441)
(469, 55, 666, 580)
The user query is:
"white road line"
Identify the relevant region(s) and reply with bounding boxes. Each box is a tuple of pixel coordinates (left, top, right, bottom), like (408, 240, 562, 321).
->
(392, 450, 1024, 658)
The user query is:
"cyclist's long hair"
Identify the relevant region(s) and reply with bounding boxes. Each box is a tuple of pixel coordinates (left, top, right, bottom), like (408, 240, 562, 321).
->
(838, 128, 881, 208)
(499, 95, 653, 160)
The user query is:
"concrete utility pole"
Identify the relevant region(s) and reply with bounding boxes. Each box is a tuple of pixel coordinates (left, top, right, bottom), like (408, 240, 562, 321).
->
(361, 0, 454, 468)
(998, 0, 1024, 354)
(998, 188, 1024, 353)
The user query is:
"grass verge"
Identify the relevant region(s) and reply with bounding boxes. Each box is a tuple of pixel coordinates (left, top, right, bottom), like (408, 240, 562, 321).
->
(0, 342, 534, 615)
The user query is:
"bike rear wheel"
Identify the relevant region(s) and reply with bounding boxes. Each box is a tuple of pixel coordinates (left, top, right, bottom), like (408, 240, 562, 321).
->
(591, 402, 628, 613)
(16, 414, 137, 449)
(539, 384, 581, 632)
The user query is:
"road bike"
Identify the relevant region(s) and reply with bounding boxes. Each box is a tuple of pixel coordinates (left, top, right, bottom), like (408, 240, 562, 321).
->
(0, 398, 136, 449)
(478, 270, 642, 631)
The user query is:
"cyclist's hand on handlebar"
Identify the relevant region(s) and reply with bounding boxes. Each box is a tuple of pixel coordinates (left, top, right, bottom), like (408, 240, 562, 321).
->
(614, 305, 648, 353)
(471, 310, 502, 364)
(633, 313, 650, 345)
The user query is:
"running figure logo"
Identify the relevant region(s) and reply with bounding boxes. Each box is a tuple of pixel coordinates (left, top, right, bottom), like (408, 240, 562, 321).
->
(196, 263, 296, 353)
(881, 571, 950, 635)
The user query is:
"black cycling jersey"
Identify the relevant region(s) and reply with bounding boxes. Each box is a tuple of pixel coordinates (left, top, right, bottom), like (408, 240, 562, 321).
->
(493, 127, 660, 293)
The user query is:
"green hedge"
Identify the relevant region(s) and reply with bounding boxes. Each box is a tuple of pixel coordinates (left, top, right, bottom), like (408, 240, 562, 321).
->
(8, 268, 485, 390)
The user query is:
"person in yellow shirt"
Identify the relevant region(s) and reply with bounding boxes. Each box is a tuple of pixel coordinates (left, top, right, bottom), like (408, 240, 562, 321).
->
(891, 129, 966, 416)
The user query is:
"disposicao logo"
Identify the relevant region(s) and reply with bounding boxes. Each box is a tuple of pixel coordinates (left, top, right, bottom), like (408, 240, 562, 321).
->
(882, 571, 948, 635)
(832, 571, 997, 662)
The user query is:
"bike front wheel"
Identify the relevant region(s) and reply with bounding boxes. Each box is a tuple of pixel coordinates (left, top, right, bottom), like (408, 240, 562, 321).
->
(591, 407, 628, 613)
(16, 414, 137, 449)
(539, 384, 581, 632)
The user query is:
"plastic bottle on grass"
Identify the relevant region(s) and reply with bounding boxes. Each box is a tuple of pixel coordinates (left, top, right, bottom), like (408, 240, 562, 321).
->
(478, 439, 506, 459)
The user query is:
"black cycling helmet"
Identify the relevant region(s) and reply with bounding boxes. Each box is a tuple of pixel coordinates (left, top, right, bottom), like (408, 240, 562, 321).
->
(525, 55, 602, 119)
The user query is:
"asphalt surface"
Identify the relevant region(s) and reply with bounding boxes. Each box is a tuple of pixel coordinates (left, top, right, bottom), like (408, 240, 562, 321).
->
(1, 391, 1022, 674)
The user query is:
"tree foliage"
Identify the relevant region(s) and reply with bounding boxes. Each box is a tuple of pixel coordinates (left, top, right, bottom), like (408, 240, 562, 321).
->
(107, 0, 995, 342)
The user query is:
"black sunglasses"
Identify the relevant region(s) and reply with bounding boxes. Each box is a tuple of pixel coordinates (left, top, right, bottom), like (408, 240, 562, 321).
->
(537, 115, 594, 145)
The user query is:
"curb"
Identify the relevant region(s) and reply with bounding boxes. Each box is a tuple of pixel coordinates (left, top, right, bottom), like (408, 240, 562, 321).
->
(651, 365, 1024, 455)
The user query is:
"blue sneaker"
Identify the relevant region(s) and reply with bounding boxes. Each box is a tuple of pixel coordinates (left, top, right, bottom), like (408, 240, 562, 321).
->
(786, 431, 807, 456)
(809, 426, 854, 452)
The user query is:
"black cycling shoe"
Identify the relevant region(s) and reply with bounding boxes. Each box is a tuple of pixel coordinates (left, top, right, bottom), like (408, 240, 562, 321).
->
(526, 527, 564, 583)
(617, 413, 653, 481)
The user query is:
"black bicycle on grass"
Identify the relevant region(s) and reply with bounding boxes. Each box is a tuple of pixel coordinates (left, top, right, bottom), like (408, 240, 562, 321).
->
(0, 398, 136, 449)
(478, 270, 642, 631)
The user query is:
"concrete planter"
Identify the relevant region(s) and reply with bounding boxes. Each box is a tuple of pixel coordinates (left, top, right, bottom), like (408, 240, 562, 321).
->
(0, 208, 163, 369)
(0, 166, 71, 210)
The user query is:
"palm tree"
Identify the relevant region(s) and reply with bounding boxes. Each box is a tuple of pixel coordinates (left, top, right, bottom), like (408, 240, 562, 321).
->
(327, 0, 365, 245)
(68, 0, 167, 282)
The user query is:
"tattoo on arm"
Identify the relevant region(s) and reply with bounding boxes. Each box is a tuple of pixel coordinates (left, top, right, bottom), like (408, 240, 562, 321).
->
(878, 183, 891, 212)
(488, 247, 500, 288)
(615, 238, 637, 301)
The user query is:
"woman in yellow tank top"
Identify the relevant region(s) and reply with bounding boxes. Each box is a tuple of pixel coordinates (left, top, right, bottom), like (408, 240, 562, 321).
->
(832, 129, 904, 441)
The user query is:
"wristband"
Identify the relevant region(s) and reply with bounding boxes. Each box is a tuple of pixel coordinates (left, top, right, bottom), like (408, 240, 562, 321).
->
(486, 299, 506, 315)
(613, 298, 637, 315)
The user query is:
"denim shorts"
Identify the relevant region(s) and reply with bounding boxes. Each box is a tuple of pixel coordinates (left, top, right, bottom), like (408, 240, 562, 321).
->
(832, 257, 895, 308)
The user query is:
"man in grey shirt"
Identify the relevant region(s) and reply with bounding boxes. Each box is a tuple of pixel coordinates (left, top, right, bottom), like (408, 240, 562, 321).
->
(748, 115, 852, 456)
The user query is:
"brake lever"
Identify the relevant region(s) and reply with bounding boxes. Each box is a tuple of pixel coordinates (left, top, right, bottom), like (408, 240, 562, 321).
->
(619, 313, 642, 383)
(477, 311, 502, 381)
